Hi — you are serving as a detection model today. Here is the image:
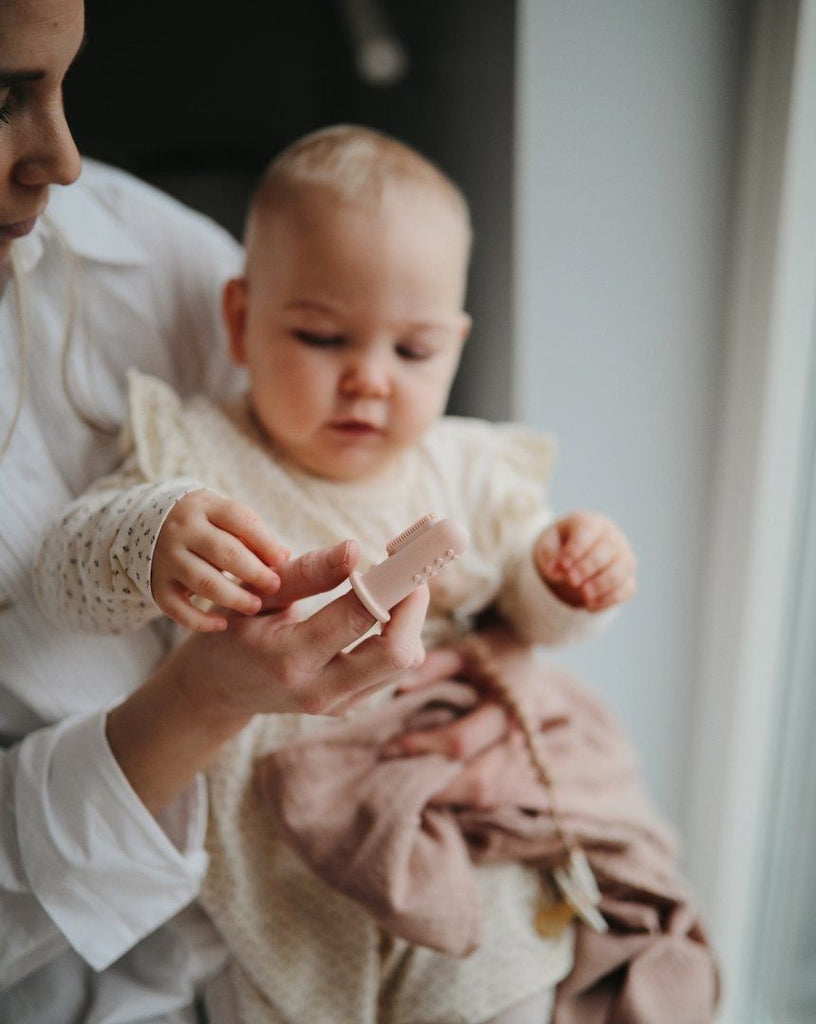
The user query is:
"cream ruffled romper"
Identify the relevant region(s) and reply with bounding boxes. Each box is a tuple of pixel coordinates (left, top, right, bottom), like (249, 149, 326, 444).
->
(36, 372, 607, 1024)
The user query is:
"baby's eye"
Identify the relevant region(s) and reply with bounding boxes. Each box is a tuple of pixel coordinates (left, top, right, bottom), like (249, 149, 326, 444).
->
(293, 330, 345, 348)
(395, 342, 432, 361)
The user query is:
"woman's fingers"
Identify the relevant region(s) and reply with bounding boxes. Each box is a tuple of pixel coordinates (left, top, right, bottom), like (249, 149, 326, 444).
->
(395, 645, 467, 692)
(318, 587, 430, 713)
(427, 732, 531, 807)
(383, 699, 509, 760)
(268, 540, 360, 609)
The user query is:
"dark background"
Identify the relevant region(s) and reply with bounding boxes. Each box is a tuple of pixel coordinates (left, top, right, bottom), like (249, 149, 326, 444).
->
(65, 0, 517, 418)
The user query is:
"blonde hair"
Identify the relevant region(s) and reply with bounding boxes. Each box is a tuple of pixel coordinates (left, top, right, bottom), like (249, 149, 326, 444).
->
(246, 124, 472, 252)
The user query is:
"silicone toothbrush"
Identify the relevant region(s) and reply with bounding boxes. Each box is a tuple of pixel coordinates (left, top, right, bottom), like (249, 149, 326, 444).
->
(350, 512, 469, 622)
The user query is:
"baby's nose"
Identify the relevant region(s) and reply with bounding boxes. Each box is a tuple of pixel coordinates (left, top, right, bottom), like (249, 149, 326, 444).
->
(340, 354, 391, 398)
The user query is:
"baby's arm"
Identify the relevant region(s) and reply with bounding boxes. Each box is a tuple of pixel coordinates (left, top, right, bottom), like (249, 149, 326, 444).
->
(35, 457, 286, 634)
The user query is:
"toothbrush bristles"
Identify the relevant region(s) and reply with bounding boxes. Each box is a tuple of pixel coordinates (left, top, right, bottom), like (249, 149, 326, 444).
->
(385, 512, 438, 556)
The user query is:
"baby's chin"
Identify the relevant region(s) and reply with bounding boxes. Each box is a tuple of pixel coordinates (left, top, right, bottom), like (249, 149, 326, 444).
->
(293, 447, 405, 485)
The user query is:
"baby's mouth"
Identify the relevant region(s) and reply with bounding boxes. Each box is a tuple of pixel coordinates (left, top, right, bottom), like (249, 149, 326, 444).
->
(329, 420, 382, 435)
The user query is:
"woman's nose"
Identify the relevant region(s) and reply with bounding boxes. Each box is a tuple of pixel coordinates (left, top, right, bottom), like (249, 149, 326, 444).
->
(13, 99, 81, 189)
(339, 353, 392, 399)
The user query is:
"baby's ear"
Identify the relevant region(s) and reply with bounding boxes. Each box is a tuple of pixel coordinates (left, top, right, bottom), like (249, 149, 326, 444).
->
(223, 277, 249, 364)
(458, 312, 473, 344)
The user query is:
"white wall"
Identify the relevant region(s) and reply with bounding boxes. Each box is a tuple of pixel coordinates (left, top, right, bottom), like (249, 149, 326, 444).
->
(513, 0, 748, 824)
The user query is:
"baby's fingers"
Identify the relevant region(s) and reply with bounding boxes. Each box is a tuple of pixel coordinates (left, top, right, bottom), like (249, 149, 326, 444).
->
(207, 500, 289, 571)
(542, 513, 600, 580)
(192, 527, 281, 596)
(156, 581, 229, 633)
(562, 536, 618, 589)
(535, 523, 563, 579)
(174, 552, 264, 617)
(583, 562, 637, 610)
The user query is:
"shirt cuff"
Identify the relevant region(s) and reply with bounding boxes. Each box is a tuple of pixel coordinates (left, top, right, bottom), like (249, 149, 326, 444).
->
(16, 710, 208, 971)
(111, 477, 205, 603)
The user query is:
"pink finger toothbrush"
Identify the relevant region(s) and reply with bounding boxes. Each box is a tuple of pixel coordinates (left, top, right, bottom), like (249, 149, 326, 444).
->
(350, 512, 469, 622)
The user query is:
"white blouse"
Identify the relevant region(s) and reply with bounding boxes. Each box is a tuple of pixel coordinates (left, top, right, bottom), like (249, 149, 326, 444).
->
(0, 159, 243, 1023)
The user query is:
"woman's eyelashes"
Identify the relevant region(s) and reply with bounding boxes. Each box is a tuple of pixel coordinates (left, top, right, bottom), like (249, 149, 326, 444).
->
(0, 89, 14, 125)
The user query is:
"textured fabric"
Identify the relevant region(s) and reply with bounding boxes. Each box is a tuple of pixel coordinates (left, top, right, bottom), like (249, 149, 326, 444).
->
(0, 159, 242, 1022)
(31, 371, 618, 1021)
(256, 648, 717, 1022)
(206, 733, 573, 1024)
(35, 474, 202, 632)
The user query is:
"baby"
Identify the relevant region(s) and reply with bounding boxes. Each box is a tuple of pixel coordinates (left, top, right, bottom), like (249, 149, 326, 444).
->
(36, 126, 637, 1024)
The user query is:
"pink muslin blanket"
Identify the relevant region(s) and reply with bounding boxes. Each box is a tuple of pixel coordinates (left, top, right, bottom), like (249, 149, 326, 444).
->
(255, 645, 719, 1023)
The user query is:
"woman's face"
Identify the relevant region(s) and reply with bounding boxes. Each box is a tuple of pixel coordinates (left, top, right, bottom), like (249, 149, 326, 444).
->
(0, 0, 83, 260)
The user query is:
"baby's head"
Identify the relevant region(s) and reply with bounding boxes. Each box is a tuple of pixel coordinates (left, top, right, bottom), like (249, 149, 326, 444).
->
(224, 124, 472, 483)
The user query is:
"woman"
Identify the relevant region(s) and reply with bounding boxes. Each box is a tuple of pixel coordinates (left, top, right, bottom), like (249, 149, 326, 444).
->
(0, 2, 431, 1020)
(2, 5, 712, 1023)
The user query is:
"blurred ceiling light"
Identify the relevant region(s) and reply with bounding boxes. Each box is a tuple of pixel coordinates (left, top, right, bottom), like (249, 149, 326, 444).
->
(336, 0, 410, 87)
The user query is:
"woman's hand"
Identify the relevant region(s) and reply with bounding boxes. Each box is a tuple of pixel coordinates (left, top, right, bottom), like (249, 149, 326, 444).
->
(534, 510, 637, 611)
(385, 629, 588, 808)
(178, 539, 429, 721)
(107, 539, 429, 813)
(383, 641, 524, 808)
(151, 489, 290, 631)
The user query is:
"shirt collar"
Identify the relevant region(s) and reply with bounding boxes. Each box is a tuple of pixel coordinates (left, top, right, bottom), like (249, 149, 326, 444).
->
(8, 231, 43, 275)
(16, 175, 150, 274)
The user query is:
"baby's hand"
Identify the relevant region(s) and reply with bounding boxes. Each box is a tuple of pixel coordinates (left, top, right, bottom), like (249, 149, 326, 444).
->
(534, 510, 637, 612)
(151, 490, 289, 632)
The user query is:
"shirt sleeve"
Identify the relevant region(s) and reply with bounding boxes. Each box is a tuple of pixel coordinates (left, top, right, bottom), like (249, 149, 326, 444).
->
(81, 159, 246, 403)
(33, 458, 203, 634)
(0, 712, 208, 983)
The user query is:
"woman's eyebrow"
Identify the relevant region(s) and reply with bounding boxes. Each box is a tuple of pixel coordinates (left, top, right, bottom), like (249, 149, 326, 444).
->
(0, 70, 46, 86)
(0, 32, 88, 86)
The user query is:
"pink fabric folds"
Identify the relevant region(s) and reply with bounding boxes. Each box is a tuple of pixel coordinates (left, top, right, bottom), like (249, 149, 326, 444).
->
(255, 650, 719, 1023)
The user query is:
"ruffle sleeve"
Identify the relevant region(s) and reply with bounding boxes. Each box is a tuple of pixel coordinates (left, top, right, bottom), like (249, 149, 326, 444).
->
(429, 417, 611, 648)
(450, 420, 557, 567)
(121, 369, 196, 482)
